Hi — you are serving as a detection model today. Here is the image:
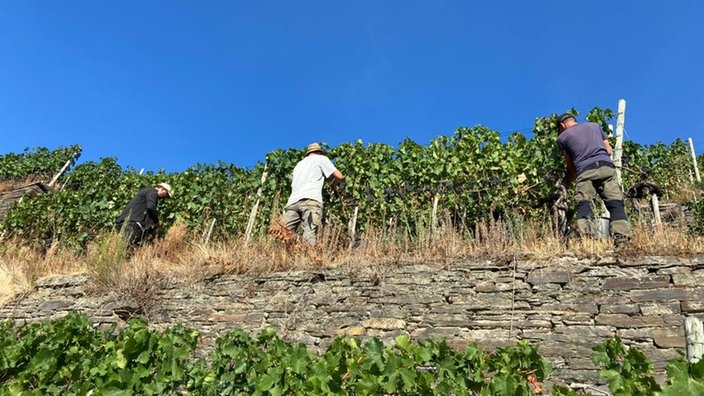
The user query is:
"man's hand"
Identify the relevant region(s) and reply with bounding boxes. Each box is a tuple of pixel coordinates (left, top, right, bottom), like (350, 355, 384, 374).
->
(563, 154, 576, 187)
(329, 170, 344, 188)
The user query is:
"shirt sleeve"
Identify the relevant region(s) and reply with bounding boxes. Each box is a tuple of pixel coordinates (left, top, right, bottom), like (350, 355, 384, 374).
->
(145, 189, 159, 223)
(591, 122, 607, 140)
(556, 138, 565, 154)
(319, 156, 338, 178)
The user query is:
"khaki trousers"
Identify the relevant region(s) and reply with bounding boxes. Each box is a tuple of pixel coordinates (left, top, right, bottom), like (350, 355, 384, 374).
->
(281, 199, 323, 246)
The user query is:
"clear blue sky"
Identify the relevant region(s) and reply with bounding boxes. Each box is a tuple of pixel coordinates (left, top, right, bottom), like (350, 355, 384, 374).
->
(1, 1, 703, 172)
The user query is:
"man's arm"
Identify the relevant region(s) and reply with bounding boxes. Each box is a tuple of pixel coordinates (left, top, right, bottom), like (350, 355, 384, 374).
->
(329, 170, 343, 188)
(564, 154, 576, 186)
(603, 139, 613, 156)
(145, 189, 159, 227)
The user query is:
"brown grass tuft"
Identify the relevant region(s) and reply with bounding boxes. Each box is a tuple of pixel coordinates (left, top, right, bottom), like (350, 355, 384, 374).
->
(620, 222, 703, 257)
(2, 215, 704, 308)
(152, 220, 191, 260)
(0, 239, 82, 305)
(83, 232, 171, 317)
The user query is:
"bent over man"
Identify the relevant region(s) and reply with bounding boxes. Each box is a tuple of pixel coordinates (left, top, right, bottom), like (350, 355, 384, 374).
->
(557, 113, 630, 247)
(280, 143, 343, 246)
(115, 182, 172, 246)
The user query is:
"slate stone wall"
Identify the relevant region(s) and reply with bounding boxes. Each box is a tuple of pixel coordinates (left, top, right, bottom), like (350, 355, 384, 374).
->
(2, 255, 703, 386)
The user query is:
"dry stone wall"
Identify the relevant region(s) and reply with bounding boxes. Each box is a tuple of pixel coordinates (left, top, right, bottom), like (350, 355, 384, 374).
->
(2, 255, 703, 386)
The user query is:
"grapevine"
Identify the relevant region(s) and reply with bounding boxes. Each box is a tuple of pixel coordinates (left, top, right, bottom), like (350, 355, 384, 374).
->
(1, 108, 702, 248)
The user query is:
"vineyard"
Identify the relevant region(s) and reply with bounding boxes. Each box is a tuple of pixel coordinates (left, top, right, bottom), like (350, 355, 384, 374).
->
(1, 108, 702, 249)
(2, 108, 704, 395)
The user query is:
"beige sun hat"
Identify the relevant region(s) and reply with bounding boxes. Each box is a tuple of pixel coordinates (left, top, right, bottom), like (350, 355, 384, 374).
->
(156, 182, 173, 198)
(305, 143, 324, 156)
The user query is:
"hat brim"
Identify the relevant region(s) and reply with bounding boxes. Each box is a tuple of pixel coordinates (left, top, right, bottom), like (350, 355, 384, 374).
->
(156, 184, 173, 198)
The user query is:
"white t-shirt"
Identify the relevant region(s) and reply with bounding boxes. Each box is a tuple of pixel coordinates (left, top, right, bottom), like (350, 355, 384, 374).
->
(285, 154, 338, 207)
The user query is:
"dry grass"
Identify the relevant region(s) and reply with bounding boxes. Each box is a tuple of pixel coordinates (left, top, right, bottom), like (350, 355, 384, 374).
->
(0, 240, 83, 306)
(2, 215, 703, 309)
(623, 222, 704, 257)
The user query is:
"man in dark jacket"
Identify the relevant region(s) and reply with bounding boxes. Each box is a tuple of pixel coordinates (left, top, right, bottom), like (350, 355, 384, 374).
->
(557, 113, 630, 247)
(115, 182, 173, 246)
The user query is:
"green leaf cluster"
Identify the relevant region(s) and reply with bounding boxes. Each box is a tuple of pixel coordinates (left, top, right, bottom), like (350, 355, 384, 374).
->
(590, 336, 661, 395)
(0, 146, 81, 181)
(4, 315, 704, 395)
(1, 313, 552, 395)
(0, 312, 197, 395)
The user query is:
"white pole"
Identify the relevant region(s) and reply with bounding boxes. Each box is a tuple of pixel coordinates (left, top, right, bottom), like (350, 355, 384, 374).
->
(689, 138, 701, 183)
(244, 165, 269, 246)
(685, 316, 704, 363)
(47, 152, 79, 188)
(613, 99, 626, 188)
(204, 218, 216, 245)
(600, 99, 626, 229)
(651, 194, 661, 227)
(200, 221, 208, 242)
(431, 194, 440, 230)
(348, 205, 359, 250)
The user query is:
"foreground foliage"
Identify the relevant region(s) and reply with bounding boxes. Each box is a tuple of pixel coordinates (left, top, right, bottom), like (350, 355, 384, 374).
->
(0, 313, 550, 395)
(1, 313, 703, 395)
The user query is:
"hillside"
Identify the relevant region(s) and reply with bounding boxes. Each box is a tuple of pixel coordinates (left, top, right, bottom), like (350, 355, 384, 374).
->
(1, 108, 703, 302)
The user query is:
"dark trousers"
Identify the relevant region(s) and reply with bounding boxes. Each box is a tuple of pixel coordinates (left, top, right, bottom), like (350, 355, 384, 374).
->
(116, 222, 150, 246)
(574, 165, 630, 238)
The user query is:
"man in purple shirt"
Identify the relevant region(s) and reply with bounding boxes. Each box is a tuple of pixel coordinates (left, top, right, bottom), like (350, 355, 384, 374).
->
(557, 113, 630, 246)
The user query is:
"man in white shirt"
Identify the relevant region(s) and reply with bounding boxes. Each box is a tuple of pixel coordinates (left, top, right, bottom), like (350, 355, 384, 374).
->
(280, 143, 343, 246)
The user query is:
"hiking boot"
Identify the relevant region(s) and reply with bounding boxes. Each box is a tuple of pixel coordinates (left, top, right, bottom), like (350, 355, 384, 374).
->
(613, 233, 630, 248)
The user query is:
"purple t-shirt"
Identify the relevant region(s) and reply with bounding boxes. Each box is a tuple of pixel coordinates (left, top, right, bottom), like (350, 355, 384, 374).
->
(557, 122, 612, 175)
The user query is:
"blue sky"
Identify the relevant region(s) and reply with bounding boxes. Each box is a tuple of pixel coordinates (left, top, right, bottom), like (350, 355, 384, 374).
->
(1, 1, 703, 172)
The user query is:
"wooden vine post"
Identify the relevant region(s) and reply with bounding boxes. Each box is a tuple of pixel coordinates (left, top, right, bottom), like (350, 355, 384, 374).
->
(202, 219, 217, 245)
(685, 316, 704, 363)
(689, 137, 701, 183)
(47, 152, 80, 188)
(431, 194, 440, 231)
(244, 164, 269, 246)
(613, 99, 626, 188)
(651, 194, 661, 226)
(347, 205, 359, 250)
